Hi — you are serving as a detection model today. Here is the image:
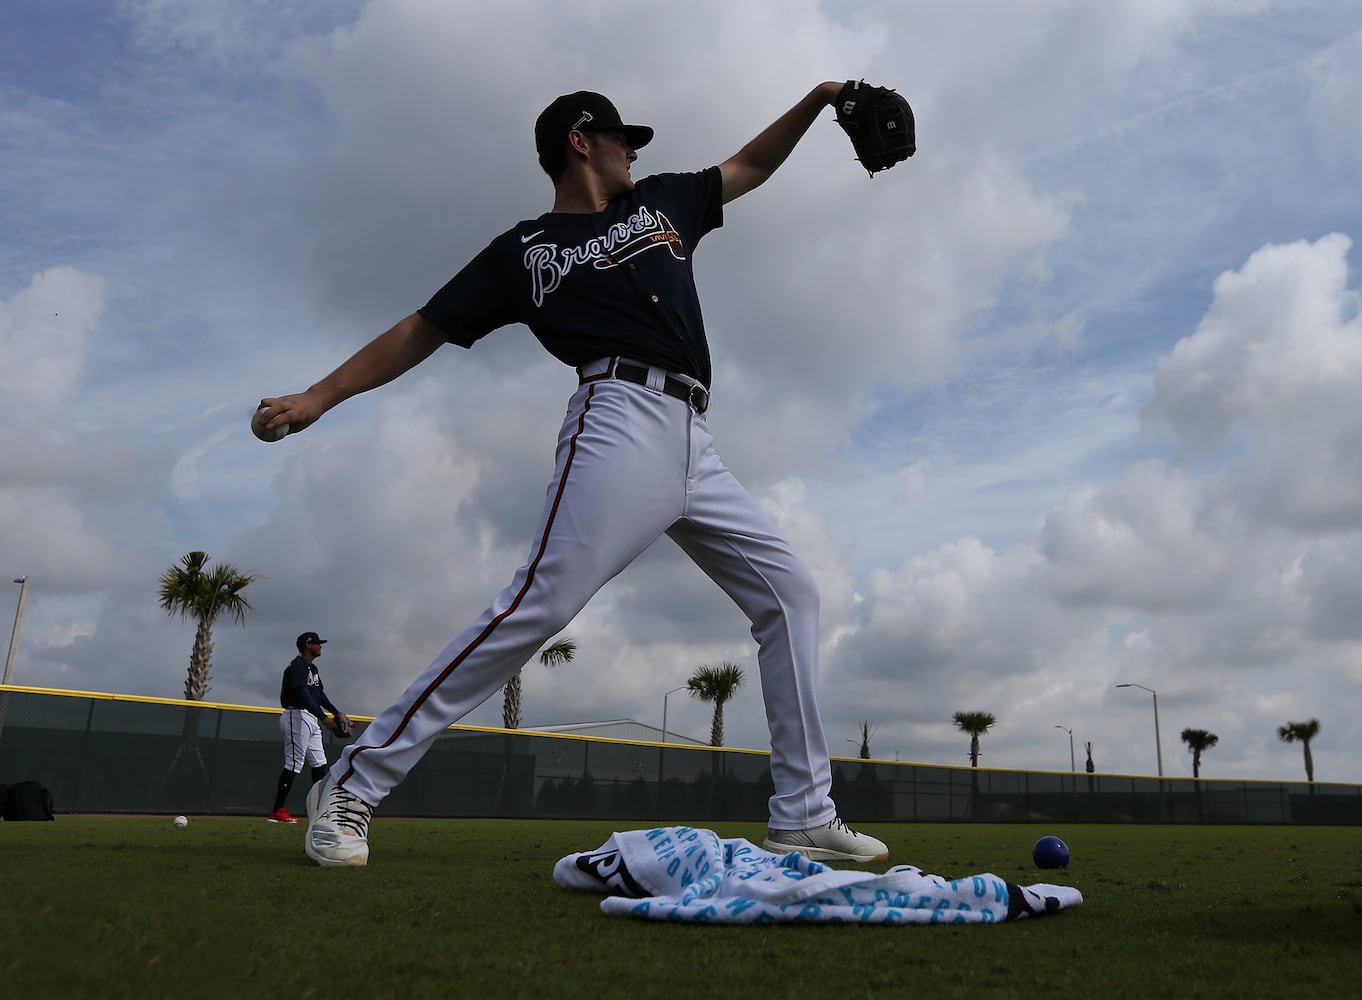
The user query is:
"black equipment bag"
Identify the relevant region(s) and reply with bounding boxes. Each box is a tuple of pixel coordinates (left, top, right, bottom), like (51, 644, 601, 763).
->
(1, 780, 55, 820)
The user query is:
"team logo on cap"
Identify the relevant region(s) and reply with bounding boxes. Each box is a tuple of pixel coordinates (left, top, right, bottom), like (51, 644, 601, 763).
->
(572, 111, 594, 130)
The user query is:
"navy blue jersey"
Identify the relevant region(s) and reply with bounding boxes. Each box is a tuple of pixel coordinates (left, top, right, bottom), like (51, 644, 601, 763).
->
(280, 655, 338, 721)
(419, 167, 724, 387)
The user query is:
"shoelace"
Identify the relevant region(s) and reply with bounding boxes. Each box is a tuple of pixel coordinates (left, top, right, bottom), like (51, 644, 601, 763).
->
(329, 787, 372, 838)
(828, 815, 859, 835)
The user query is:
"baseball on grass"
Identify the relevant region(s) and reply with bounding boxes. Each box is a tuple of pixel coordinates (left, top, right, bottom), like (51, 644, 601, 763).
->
(1032, 835, 1069, 869)
(172, 815, 189, 829)
(251, 404, 290, 443)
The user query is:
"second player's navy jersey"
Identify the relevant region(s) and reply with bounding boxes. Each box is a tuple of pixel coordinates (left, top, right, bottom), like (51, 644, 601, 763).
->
(280, 656, 334, 720)
(418, 167, 724, 387)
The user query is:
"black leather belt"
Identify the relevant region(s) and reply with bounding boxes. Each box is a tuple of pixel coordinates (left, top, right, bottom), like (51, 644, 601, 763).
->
(614, 363, 709, 414)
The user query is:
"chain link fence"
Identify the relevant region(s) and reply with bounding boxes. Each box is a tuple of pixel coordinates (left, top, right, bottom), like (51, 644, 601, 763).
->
(1, 686, 1357, 824)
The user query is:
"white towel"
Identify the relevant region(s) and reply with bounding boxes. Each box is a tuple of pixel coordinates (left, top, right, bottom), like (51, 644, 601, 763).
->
(554, 826, 1082, 924)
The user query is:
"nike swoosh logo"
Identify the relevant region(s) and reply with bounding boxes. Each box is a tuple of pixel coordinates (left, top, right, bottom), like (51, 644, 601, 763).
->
(521, 230, 545, 243)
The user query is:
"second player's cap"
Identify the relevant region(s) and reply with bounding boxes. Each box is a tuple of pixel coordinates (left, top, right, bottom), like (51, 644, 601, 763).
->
(534, 91, 654, 157)
(296, 631, 327, 650)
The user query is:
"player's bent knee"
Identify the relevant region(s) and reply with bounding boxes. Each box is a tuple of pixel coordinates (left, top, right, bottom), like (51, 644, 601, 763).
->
(773, 561, 820, 615)
(533, 600, 588, 645)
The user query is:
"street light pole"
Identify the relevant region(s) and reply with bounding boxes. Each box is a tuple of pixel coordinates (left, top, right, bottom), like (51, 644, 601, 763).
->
(1116, 683, 1163, 777)
(1053, 725, 1075, 771)
(660, 685, 687, 745)
(3, 577, 28, 687)
(0, 576, 28, 742)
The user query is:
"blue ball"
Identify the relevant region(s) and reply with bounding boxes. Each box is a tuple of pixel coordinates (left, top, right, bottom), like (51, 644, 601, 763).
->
(1032, 835, 1070, 869)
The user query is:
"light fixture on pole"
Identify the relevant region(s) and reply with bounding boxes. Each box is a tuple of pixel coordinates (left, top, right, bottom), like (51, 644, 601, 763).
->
(660, 685, 687, 745)
(1053, 724, 1075, 771)
(1116, 683, 1163, 777)
(3, 577, 28, 687)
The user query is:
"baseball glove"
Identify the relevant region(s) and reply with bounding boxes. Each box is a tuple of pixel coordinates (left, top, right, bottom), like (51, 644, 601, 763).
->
(326, 713, 354, 738)
(835, 80, 915, 177)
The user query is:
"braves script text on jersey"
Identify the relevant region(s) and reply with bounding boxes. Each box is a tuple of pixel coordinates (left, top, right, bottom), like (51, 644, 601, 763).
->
(421, 169, 719, 385)
(329, 167, 840, 830)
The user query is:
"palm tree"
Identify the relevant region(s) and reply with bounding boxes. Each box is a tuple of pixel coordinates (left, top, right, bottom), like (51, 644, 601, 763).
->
(952, 711, 997, 767)
(502, 636, 576, 729)
(1277, 719, 1321, 783)
(157, 551, 258, 701)
(1180, 728, 1219, 779)
(849, 721, 877, 759)
(687, 661, 745, 747)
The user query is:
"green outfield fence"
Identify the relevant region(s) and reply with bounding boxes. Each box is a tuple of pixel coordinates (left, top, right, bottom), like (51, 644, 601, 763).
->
(0, 685, 1358, 824)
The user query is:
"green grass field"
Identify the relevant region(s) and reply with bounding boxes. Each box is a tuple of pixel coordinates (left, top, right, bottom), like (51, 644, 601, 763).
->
(1, 817, 1358, 998)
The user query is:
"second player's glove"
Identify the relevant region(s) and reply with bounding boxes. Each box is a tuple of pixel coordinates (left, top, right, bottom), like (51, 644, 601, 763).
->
(835, 80, 916, 177)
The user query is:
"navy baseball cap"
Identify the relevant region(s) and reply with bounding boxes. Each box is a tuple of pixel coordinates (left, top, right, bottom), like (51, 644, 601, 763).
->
(296, 631, 327, 650)
(534, 91, 654, 158)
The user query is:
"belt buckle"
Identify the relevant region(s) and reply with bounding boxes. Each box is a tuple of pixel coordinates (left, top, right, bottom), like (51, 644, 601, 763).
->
(687, 382, 709, 414)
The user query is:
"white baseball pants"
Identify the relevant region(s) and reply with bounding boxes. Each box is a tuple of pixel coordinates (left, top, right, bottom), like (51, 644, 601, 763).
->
(280, 708, 328, 772)
(333, 357, 836, 830)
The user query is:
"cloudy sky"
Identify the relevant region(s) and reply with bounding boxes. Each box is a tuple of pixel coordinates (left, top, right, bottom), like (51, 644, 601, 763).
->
(4, 0, 1360, 787)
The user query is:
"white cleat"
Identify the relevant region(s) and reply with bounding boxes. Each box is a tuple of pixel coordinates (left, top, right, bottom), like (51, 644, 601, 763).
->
(304, 773, 372, 867)
(763, 815, 889, 864)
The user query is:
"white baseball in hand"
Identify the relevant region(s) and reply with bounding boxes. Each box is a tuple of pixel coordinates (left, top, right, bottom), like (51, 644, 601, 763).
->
(251, 405, 290, 443)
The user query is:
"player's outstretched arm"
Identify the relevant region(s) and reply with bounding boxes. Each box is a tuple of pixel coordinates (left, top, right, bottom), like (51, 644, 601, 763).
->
(256, 312, 446, 435)
(718, 81, 841, 204)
